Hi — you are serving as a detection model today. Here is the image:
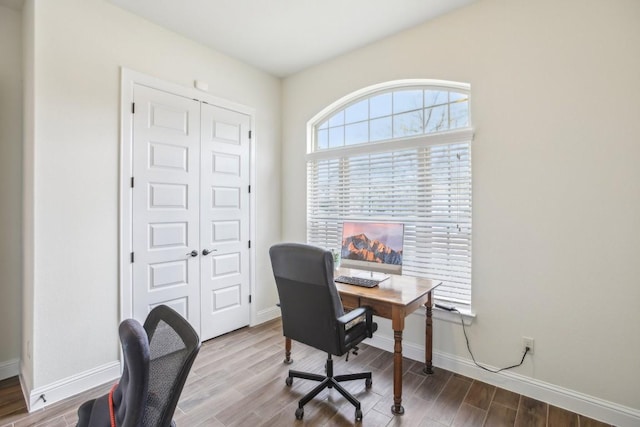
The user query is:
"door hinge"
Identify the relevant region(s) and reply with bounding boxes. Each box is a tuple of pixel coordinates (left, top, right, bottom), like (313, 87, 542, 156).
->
(131, 102, 135, 114)
(249, 295, 252, 304)
(130, 252, 134, 263)
(248, 240, 251, 249)
(248, 185, 251, 193)
(248, 130, 252, 139)
(130, 177, 134, 188)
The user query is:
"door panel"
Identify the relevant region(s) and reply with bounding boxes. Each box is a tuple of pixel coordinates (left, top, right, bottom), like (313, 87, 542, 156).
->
(200, 104, 251, 340)
(132, 85, 201, 330)
(130, 84, 251, 341)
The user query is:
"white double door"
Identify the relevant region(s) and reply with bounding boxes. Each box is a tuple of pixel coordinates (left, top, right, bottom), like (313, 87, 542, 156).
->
(131, 84, 251, 341)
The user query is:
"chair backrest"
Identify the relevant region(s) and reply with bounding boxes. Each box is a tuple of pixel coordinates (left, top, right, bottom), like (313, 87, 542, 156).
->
(113, 319, 150, 427)
(269, 243, 346, 355)
(142, 305, 201, 427)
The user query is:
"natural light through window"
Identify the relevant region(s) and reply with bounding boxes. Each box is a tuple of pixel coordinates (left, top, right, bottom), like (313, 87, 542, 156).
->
(315, 88, 469, 150)
(307, 80, 473, 307)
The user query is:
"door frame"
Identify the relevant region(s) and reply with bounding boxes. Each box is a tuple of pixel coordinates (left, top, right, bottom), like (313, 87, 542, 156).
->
(119, 67, 257, 329)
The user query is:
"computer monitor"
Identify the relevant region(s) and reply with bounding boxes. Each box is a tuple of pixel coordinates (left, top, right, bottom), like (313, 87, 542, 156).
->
(340, 221, 404, 278)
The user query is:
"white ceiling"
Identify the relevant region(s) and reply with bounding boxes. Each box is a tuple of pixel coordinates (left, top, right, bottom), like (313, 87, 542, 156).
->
(107, 0, 476, 77)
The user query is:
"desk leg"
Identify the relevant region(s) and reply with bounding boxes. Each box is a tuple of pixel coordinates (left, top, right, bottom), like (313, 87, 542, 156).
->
(391, 329, 405, 415)
(423, 291, 434, 375)
(284, 337, 293, 364)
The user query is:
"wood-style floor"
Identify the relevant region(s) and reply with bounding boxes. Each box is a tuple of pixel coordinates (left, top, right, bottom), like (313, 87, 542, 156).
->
(0, 319, 612, 427)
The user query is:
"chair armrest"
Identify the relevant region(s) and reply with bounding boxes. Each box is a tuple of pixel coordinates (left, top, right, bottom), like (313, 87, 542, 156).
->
(337, 307, 367, 326)
(338, 306, 375, 346)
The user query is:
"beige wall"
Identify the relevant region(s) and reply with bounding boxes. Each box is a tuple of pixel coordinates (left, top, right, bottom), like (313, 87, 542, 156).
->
(14, 0, 640, 420)
(24, 0, 281, 390)
(0, 4, 23, 376)
(283, 0, 640, 413)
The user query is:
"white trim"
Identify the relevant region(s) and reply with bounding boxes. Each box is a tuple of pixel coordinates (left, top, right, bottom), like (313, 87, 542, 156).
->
(306, 128, 474, 162)
(119, 67, 134, 323)
(253, 305, 281, 326)
(119, 67, 257, 329)
(364, 335, 640, 427)
(26, 361, 120, 412)
(0, 358, 19, 381)
(19, 358, 32, 407)
(435, 351, 640, 427)
(422, 306, 476, 325)
(248, 116, 257, 328)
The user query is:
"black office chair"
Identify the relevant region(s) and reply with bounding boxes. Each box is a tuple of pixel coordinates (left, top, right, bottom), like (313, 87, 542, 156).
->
(270, 243, 378, 421)
(141, 305, 201, 427)
(77, 319, 150, 427)
(77, 305, 201, 427)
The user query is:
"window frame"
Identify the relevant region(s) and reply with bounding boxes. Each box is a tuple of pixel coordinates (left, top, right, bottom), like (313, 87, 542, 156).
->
(307, 79, 472, 154)
(306, 79, 474, 311)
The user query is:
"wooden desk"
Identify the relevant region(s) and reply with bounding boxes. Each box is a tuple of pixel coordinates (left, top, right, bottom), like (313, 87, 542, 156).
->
(283, 268, 441, 415)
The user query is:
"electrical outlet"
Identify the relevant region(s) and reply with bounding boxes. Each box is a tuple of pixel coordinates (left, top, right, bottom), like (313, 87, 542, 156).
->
(522, 336, 534, 355)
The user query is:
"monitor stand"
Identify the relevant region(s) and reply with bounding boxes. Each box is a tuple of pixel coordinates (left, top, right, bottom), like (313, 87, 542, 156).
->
(352, 270, 390, 282)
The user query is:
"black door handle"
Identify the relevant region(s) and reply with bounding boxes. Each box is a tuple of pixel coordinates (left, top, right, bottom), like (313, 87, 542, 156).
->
(187, 250, 198, 257)
(202, 248, 217, 256)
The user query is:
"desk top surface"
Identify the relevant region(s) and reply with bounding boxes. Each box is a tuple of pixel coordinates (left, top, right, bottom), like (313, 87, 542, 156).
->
(334, 268, 441, 307)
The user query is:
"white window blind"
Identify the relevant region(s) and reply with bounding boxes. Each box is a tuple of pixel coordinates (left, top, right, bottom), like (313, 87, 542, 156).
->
(307, 83, 472, 306)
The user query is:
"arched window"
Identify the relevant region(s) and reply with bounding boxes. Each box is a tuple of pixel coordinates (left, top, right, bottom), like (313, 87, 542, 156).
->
(307, 80, 473, 306)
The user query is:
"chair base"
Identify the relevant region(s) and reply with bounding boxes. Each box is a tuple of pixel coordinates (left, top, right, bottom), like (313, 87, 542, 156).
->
(285, 354, 372, 421)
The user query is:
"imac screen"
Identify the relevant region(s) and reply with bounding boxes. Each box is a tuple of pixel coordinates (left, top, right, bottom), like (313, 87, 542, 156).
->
(340, 222, 404, 275)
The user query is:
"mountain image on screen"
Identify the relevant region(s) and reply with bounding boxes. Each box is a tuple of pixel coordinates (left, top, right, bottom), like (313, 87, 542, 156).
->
(342, 233, 403, 265)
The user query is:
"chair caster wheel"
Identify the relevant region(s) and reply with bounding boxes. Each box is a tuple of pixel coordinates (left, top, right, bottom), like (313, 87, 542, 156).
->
(295, 407, 304, 420)
(285, 377, 293, 386)
(355, 408, 363, 421)
(365, 378, 372, 388)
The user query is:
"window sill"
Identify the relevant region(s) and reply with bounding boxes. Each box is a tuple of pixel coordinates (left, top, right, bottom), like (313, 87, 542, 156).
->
(410, 302, 476, 325)
(434, 304, 475, 325)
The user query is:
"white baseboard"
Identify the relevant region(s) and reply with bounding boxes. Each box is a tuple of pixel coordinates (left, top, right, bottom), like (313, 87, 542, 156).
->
(0, 358, 19, 381)
(19, 358, 32, 408)
(25, 361, 120, 412)
(253, 305, 280, 325)
(365, 334, 640, 427)
(18, 306, 280, 413)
